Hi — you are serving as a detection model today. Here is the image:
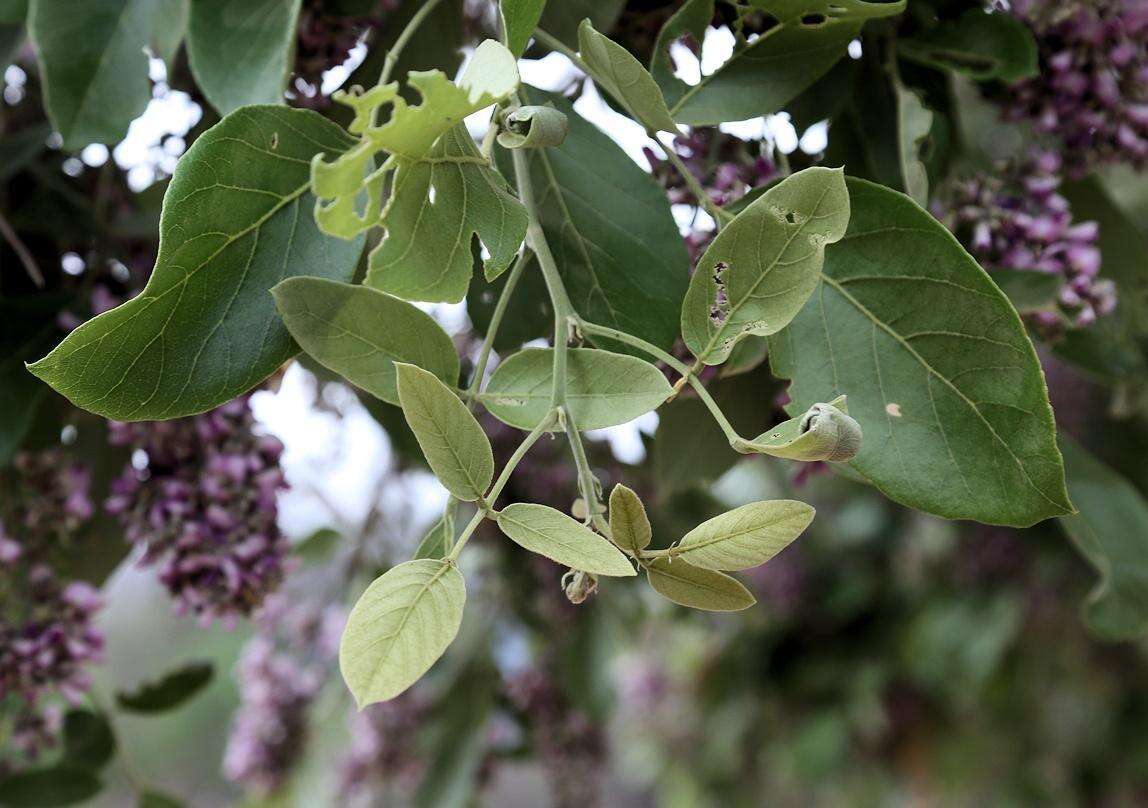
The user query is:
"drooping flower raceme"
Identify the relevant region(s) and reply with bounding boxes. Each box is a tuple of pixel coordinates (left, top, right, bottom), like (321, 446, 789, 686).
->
(106, 396, 289, 625)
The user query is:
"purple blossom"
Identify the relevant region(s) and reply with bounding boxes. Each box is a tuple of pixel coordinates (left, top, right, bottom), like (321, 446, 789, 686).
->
(106, 395, 290, 624)
(1001, 0, 1148, 174)
(336, 691, 429, 803)
(645, 127, 777, 208)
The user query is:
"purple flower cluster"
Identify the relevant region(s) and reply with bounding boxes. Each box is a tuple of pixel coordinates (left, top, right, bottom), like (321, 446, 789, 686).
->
(943, 151, 1115, 333)
(645, 128, 777, 209)
(336, 691, 429, 803)
(222, 594, 343, 795)
(1003, 0, 1148, 174)
(105, 396, 289, 625)
(6, 449, 94, 551)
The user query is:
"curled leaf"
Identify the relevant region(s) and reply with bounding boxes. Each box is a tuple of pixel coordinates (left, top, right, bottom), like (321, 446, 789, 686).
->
(497, 105, 569, 149)
(744, 395, 862, 462)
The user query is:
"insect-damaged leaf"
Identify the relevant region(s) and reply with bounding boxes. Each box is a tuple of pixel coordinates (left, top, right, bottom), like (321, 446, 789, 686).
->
(682, 167, 850, 366)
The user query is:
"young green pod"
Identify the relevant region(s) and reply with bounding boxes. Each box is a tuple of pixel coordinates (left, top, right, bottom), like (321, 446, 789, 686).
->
(497, 105, 569, 149)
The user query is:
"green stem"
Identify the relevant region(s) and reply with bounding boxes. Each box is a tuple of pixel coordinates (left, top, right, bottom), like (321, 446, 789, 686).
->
(466, 249, 529, 400)
(562, 405, 609, 531)
(656, 135, 733, 229)
(378, 0, 447, 85)
(534, 28, 592, 74)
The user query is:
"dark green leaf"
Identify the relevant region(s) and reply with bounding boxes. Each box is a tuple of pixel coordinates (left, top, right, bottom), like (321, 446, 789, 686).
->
(538, 0, 624, 47)
(137, 792, 184, 808)
(0, 766, 102, 807)
(500, 0, 546, 58)
(273, 277, 460, 405)
(116, 661, 214, 713)
(899, 8, 1038, 82)
(28, 106, 364, 420)
(0, 0, 26, 23)
(645, 557, 755, 611)
(62, 710, 115, 771)
(990, 269, 1061, 314)
(768, 178, 1072, 526)
(187, 0, 301, 115)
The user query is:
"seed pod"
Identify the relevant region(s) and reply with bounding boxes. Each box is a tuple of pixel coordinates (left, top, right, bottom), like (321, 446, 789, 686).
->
(497, 105, 569, 149)
(744, 395, 862, 462)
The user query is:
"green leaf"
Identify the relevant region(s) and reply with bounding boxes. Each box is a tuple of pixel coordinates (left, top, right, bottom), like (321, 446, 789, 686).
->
(497, 105, 569, 149)
(682, 167, 850, 366)
(990, 269, 1062, 314)
(28, 0, 185, 148)
(292, 527, 342, 562)
(478, 347, 672, 431)
(577, 19, 678, 133)
(509, 88, 689, 352)
(28, 106, 364, 420)
(500, 0, 546, 57)
(894, 81, 934, 207)
(899, 8, 1038, 82)
(768, 178, 1073, 527)
(116, 661, 214, 713)
(312, 39, 519, 241)
(666, 500, 814, 571)
(273, 277, 459, 405)
(645, 558, 755, 611)
(396, 362, 493, 502)
(339, 558, 466, 707)
(187, 0, 301, 115)
(0, 767, 102, 806)
(538, 0, 624, 47)
(744, 395, 862, 462)
(1059, 435, 1148, 641)
(414, 517, 453, 560)
(0, 0, 26, 23)
(365, 125, 528, 302)
(609, 484, 651, 555)
(61, 710, 115, 771)
(496, 503, 636, 576)
(652, 0, 906, 125)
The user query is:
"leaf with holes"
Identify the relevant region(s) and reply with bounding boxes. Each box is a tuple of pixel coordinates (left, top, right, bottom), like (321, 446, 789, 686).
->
(28, 106, 364, 420)
(577, 19, 678, 133)
(506, 88, 689, 352)
(496, 504, 636, 576)
(609, 484, 651, 555)
(665, 500, 814, 571)
(682, 167, 850, 366)
(273, 277, 459, 405)
(340, 559, 466, 707)
(365, 125, 528, 302)
(645, 558, 755, 611)
(767, 178, 1072, 527)
(187, 0, 301, 115)
(650, 0, 907, 125)
(396, 363, 493, 502)
(478, 347, 672, 431)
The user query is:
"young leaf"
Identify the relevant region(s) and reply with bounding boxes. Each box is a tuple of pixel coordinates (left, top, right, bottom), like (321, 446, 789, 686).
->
(116, 661, 214, 713)
(0, 766, 103, 807)
(340, 559, 466, 707)
(414, 517, 453, 560)
(895, 82, 934, 207)
(651, 0, 906, 125)
(768, 178, 1073, 527)
(508, 88, 689, 352)
(396, 363, 493, 502)
(1058, 435, 1148, 641)
(744, 396, 862, 462)
(668, 500, 814, 571)
(62, 709, 115, 770)
(496, 503, 637, 577)
(577, 19, 678, 133)
(366, 125, 528, 302)
(609, 484, 651, 555)
(28, 0, 185, 148)
(28, 106, 364, 421)
(899, 8, 1038, 82)
(681, 167, 850, 366)
(479, 347, 672, 431)
(272, 277, 460, 405)
(645, 558, 755, 612)
(500, 0, 546, 57)
(187, 0, 300, 115)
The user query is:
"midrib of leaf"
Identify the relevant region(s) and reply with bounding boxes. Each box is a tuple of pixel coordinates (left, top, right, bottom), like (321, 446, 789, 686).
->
(698, 183, 833, 360)
(365, 564, 450, 694)
(648, 561, 727, 593)
(502, 512, 593, 556)
(676, 516, 795, 554)
(819, 273, 1067, 511)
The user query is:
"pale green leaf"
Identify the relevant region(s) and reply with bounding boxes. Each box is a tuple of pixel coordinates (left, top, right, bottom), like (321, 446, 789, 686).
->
(28, 106, 364, 420)
(365, 125, 528, 302)
(478, 347, 672, 431)
(744, 395, 862, 462)
(500, 0, 546, 57)
(497, 105, 569, 149)
(187, 0, 301, 115)
(414, 517, 453, 560)
(272, 277, 459, 405)
(340, 559, 466, 707)
(29, 0, 186, 148)
(1059, 435, 1148, 641)
(496, 503, 636, 576)
(609, 484, 651, 554)
(396, 363, 493, 502)
(682, 167, 850, 366)
(768, 178, 1072, 527)
(652, 0, 906, 125)
(645, 558, 755, 611)
(508, 88, 689, 351)
(577, 19, 678, 133)
(668, 500, 814, 571)
(895, 82, 933, 207)
(899, 8, 1038, 82)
